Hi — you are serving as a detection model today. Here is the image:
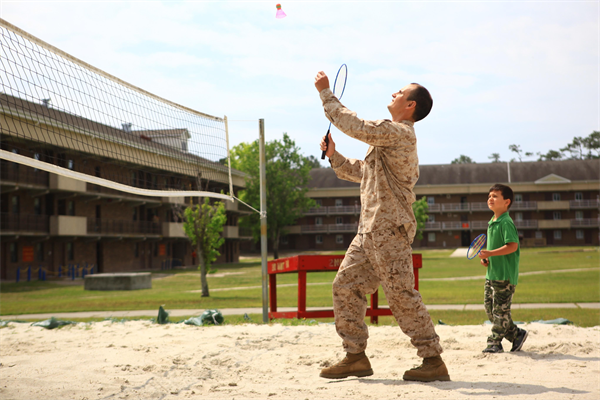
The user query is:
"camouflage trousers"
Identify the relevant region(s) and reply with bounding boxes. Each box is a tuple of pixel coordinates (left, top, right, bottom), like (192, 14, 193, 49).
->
(332, 226, 443, 358)
(484, 279, 518, 345)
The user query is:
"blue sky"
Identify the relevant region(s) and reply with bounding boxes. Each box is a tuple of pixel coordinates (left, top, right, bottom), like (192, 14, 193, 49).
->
(2, 0, 597, 166)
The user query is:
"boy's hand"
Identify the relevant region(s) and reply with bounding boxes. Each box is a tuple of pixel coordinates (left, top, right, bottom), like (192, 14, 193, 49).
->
(480, 258, 489, 267)
(478, 250, 490, 259)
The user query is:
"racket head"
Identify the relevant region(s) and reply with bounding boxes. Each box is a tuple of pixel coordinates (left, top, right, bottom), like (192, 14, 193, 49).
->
(332, 64, 347, 100)
(467, 234, 487, 259)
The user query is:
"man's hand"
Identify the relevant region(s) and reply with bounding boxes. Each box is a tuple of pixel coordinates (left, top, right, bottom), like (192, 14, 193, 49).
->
(314, 71, 330, 93)
(320, 132, 335, 158)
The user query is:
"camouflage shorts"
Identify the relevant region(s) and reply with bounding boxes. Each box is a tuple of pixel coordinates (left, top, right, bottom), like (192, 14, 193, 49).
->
(484, 279, 518, 344)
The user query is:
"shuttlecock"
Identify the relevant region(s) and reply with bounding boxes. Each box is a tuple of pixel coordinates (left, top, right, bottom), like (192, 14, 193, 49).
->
(276, 4, 286, 19)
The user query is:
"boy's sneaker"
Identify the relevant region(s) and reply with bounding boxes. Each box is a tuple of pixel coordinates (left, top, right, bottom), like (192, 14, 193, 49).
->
(482, 343, 504, 353)
(511, 328, 528, 352)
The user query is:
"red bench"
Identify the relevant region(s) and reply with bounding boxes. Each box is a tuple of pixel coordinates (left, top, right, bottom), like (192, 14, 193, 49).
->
(268, 254, 422, 324)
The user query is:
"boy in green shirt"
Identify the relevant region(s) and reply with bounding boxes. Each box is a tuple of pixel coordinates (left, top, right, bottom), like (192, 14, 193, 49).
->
(478, 184, 528, 353)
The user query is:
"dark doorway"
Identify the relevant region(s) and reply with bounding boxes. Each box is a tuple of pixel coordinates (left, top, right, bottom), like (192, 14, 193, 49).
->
(461, 231, 471, 247)
(172, 242, 187, 267)
(96, 242, 104, 272)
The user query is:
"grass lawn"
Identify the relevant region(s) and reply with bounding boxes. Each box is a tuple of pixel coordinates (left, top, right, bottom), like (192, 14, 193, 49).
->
(1, 247, 598, 326)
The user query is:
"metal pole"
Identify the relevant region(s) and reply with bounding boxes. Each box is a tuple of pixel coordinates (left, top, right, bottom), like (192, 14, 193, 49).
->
(259, 118, 269, 323)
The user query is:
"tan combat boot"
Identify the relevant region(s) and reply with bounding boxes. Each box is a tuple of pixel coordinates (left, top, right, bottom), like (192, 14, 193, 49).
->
(402, 355, 450, 382)
(320, 351, 374, 379)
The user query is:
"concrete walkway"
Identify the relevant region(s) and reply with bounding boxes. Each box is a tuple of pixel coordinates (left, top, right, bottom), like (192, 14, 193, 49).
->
(4, 303, 599, 321)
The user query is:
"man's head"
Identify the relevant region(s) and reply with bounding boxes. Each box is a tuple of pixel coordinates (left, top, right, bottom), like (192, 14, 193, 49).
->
(488, 184, 514, 214)
(388, 83, 433, 122)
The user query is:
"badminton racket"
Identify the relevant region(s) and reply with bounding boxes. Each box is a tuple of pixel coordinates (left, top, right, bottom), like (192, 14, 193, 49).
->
(467, 233, 487, 260)
(321, 64, 348, 160)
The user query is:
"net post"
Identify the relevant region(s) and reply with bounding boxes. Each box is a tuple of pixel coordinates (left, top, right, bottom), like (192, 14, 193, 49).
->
(259, 118, 269, 323)
(224, 115, 234, 201)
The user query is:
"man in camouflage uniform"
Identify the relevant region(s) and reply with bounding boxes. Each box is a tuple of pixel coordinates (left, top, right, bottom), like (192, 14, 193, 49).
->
(314, 71, 449, 382)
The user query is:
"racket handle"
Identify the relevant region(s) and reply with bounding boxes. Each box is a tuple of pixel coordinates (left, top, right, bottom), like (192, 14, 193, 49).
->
(321, 131, 330, 160)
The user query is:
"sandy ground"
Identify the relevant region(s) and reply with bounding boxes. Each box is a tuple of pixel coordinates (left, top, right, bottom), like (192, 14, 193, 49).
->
(0, 321, 599, 400)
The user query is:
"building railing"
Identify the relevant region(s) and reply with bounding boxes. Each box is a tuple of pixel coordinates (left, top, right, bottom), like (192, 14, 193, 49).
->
(571, 218, 600, 227)
(570, 200, 600, 209)
(514, 220, 538, 228)
(300, 223, 358, 233)
(304, 205, 361, 215)
(0, 163, 49, 186)
(87, 218, 161, 235)
(0, 213, 50, 232)
(511, 201, 538, 210)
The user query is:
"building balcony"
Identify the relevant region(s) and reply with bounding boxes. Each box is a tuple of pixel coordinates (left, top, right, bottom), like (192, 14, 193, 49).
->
(222, 225, 239, 239)
(50, 175, 86, 192)
(470, 203, 489, 211)
(300, 223, 358, 233)
(304, 206, 328, 216)
(304, 205, 360, 215)
(0, 163, 49, 187)
(571, 218, 599, 228)
(87, 218, 161, 235)
(537, 200, 570, 210)
(50, 215, 87, 236)
(0, 213, 50, 234)
(511, 201, 538, 211)
(162, 222, 186, 238)
(570, 200, 600, 209)
(514, 220, 538, 229)
(537, 220, 571, 229)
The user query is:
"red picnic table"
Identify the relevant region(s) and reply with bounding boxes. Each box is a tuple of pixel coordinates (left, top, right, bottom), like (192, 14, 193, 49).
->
(268, 254, 422, 324)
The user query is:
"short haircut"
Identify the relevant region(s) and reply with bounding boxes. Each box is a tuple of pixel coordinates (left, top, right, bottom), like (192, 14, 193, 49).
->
(489, 184, 514, 209)
(407, 83, 433, 122)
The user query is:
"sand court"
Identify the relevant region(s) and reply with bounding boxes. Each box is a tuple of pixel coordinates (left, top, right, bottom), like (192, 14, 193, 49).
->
(0, 321, 598, 399)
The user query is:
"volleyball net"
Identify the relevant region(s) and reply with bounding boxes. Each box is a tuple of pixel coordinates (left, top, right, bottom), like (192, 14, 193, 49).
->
(0, 18, 233, 201)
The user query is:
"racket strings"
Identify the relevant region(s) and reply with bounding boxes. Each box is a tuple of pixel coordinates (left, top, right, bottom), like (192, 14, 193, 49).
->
(467, 235, 486, 259)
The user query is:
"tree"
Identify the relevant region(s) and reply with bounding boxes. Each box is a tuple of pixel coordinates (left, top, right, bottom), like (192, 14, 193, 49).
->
(537, 150, 563, 161)
(561, 132, 600, 159)
(451, 155, 475, 164)
(412, 197, 429, 241)
(182, 198, 227, 297)
(305, 155, 323, 169)
(230, 133, 316, 259)
(488, 153, 501, 163)
(560, 137, 585, 159)
(582, 131, 600, 158)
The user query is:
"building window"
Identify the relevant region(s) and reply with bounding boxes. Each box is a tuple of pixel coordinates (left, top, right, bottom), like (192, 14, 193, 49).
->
(67, 201, 75, 216)
(11, 195, 19, 214)
(553, 211, 561, 220)
(427, 215, 435, 223)
(315, 217, 323, 226)
(335, 199, 343, 207)
(576, 230, 584, 240)
(66, 242, 74, 261)
(553, 230, 562, 240)
(315, 199, 322, 206)
(535, 231, 543, 239)
(515, 212, 523, 221)
(35, 243, 44, 262)
(34, 198, 42, 215)
(428, 232, 436, 242)
(336, 234, 344, 244)
(134, 243, 139, 258)
(427, 196, 435, 205)
(514, 194, 523, 203)
(575, 192, 583, 201)
(575, 211, 583, 220)
(316, 235, 323, 244)
(336, 217, 343, 225)
(10, 242, 18, 263)
(280, 236, 288, 245)
(67, 159, 74, 170)
(552, 193, 561, 201)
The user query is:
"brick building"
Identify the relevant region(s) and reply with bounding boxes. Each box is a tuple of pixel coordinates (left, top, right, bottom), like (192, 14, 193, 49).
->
(0, 94, 251, 281)
(281, 159, 599, 251)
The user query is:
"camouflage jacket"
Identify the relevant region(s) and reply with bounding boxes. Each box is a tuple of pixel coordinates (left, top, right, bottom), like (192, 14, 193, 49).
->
(320, 88, 418, 242)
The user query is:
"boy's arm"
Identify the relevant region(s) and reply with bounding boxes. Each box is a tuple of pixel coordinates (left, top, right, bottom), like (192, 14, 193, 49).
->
(479, 242, 518, 259)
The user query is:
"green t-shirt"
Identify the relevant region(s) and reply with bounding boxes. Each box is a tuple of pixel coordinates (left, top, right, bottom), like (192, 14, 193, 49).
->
(486, 212, 520, 285)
